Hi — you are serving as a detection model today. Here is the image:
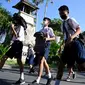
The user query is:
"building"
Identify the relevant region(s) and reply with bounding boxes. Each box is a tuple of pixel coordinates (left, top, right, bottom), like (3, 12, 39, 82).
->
(13, 0, 38, 63)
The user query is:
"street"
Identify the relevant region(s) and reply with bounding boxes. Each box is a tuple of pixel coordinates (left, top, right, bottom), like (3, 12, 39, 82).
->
(0, 66, 85, 85)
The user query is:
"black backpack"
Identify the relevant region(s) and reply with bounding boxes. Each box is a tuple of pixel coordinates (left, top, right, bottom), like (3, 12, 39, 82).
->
(34, 32, 46, 56)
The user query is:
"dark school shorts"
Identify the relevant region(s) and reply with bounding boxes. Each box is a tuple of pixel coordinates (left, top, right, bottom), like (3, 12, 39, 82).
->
(61, 40, 85, 68)
(61, 41, 76, 68)
(5, 40, 23, 59)
(37, 43, 50, 60)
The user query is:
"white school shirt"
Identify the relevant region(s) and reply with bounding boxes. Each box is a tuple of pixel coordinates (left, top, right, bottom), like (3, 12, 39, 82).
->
(12, 26, 24, 42)
(61, 17, 80, 40)
(40, 27, 55, 38)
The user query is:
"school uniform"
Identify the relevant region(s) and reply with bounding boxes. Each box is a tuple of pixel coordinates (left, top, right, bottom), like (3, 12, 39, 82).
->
(60, 17, 85, 67)
(27, 47, 35, 65)
(5, 25, 24, 59)
(40, 27, 55, 60)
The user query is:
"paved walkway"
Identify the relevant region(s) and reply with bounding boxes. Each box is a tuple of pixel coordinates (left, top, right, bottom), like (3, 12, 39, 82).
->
(0, 66, 85, 85)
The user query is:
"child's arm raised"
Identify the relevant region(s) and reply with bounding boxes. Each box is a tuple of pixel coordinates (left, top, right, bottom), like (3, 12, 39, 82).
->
(11, 24, 18, 38)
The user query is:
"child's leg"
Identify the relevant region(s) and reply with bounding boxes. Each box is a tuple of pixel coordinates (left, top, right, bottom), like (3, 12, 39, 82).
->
(55, 60, 65, 85)
(17, 58, 24, 80)
(43, 46, 51, 78)
(29, 55, 35, 72)
(0, 55, 8, 69)
(44, 59, 51, 78)
(66, 66, 76, 81)
(32, 56, 45, 84)
(68, 67, 73, 77)
(29, 65, 35, 73)
(36, 57, 45, 83)
(44, 59, 52, 85)
(14, 58, 25, 85)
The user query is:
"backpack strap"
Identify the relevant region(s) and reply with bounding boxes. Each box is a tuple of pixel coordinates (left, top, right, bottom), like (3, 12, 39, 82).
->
(67, 19, 85, 45)
(67, 18, 76, 33)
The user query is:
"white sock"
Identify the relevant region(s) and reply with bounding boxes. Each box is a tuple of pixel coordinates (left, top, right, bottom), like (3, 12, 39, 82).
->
(20, 72, 24, 80)
(48, 72, 51, 78)
(72, 71, 75, 74)
(36, 77, 41, 84)
(55, 80, 60, 85)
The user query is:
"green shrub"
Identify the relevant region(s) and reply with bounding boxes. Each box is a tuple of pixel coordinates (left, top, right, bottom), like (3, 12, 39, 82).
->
(48, 41, 62, 65)
(0, 44, 9, 59)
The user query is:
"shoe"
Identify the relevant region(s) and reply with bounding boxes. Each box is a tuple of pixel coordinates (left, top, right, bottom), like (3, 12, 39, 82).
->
(29, 68, 35, 73)
(32, 80, 39, 85)
(72, 73, 76, 79)
(46, 77, 52, 85)
(28, 83, 39, 85)
(14, 79, 25, 85)
(66, 77, 71, 81)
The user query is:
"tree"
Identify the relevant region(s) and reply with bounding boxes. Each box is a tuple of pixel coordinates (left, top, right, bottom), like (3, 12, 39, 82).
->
(50, 18, 63, 37)
(6, 0, 11, 2)
(44, 0, 53, 17)
(0, 6, 12, 58)
(48, 18, 63, 64)
(32, 0, 44, 5)
(30, 0, 44, 29)
(82, 31, 85, 35)
(32, 0, 53, 17)
(0, 6, 12, 31)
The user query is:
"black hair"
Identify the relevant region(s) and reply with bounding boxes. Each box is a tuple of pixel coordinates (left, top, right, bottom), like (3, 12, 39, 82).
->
(12, 13, 27, 30)
(58, 5, 69, 13)
(43, 17, 51, 23)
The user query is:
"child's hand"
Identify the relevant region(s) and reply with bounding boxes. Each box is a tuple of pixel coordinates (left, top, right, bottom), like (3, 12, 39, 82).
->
(11, 24, 14, 29)
(46, 38, 49, 41)
(65, 36, 73, 45)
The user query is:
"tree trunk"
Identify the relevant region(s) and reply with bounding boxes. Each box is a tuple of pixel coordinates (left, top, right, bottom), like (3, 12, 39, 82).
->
(44, 0, 49, 17)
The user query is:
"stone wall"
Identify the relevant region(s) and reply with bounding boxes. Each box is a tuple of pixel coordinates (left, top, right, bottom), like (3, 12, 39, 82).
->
(19, 11, 36, 63)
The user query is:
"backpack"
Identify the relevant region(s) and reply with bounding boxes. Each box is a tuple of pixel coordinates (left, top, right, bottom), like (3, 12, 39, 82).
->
(34, 32, 46, 56)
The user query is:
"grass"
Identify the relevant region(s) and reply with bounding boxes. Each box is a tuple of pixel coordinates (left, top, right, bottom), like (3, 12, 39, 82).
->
(5, 58, 17, 65)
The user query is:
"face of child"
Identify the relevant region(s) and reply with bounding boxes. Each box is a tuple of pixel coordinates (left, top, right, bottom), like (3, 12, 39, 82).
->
(59, 10, 68, 20)
(43, 19, 49, 26)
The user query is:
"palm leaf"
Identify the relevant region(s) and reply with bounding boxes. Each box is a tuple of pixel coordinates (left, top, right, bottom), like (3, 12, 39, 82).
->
(6, 0, 11, 2)
(32, 0, 44, 5)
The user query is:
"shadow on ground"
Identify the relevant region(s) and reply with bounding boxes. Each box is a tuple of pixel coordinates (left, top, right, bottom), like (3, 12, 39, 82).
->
(0, 79, 45, 85)
(0, 78, 14, 85)
(62, 79, 85, 84)
(1, 68, 49, 80)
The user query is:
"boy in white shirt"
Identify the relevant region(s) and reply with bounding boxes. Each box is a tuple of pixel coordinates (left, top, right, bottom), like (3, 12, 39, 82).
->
(32, 17, 55, 85)
(54, 5, 81, 85)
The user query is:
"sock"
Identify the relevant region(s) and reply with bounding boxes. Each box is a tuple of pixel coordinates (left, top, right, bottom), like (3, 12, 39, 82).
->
(48, 72, 51, 78)
(72, 71, 75, 74)
(20, 72, 24, 80)
(30, 65, 33, 69)
(55, 80, 60, 85)
(36, 77, 41, 84)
